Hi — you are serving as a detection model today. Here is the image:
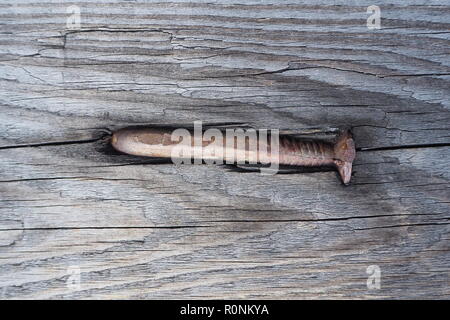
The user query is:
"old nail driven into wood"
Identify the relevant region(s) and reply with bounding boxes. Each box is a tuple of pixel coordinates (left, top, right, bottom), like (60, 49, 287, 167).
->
(111, 127, 356, 184)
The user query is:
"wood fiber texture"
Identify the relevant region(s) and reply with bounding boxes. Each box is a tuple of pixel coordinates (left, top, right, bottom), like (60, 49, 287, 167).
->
(0, 0, 449, 299)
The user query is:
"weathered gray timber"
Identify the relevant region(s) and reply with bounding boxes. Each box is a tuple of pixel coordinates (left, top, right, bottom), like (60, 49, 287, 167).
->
(0, 0, 449, 299)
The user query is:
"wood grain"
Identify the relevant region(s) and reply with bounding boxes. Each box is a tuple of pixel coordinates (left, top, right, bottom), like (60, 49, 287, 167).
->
(0, 0, 449, 299)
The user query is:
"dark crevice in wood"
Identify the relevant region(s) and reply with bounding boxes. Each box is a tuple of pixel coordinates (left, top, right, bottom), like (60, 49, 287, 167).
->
(0, 225, 211, 232)
(355, 222, 450, 231)
(1, 213, 444, 232)
(0, 176, 158, 183)
(0, 133, 110, 150)
(357, 142, 450, 152)
(2, 127, 449, 154)
(199, 213, 444, 224)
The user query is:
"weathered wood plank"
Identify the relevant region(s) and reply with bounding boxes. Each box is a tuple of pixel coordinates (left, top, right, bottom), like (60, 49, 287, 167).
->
(0, 0, 449, 299)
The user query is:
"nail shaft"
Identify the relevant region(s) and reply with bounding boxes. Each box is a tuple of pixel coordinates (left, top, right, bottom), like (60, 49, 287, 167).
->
(111, 127, 355, 184)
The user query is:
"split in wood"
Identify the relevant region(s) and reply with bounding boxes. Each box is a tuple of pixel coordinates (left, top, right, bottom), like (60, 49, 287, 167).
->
(111, 126, 356, 184)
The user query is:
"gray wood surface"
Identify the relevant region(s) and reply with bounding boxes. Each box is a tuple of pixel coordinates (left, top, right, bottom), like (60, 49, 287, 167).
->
(0, 0, 449, 299)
